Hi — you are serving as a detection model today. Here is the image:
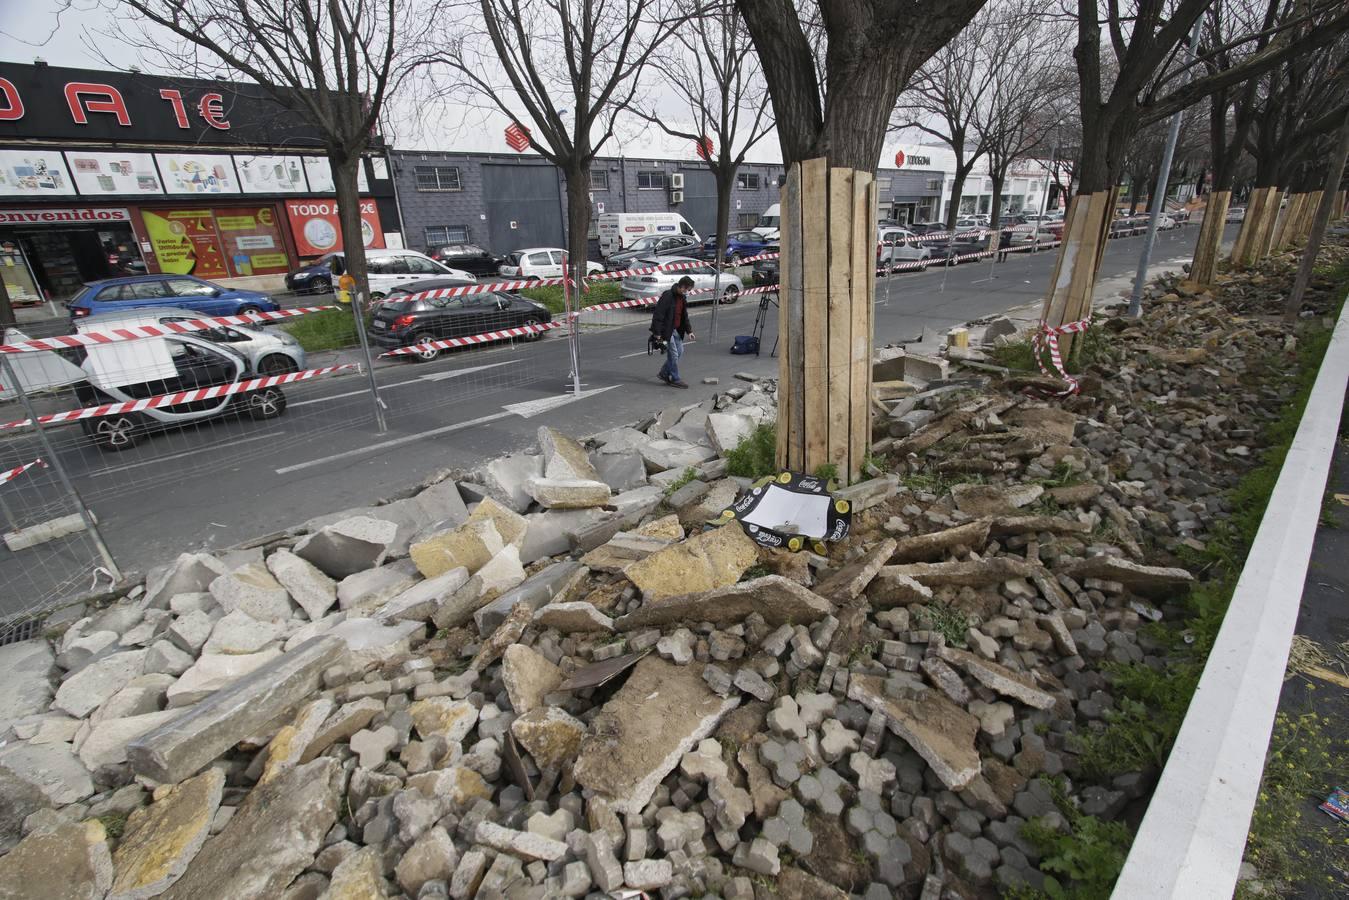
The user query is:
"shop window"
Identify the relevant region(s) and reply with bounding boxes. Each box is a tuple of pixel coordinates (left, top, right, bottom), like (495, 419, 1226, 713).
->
(425, 225, 469, 246)
(415, 166, 463, 191)
(637, 171, 667, 190)
(917, 197, 937, 222)
(737, 213, 759, 229)
(926, 178, 942, 192)
(736, 172, 761, 190)
(877, 177, 892, 192)
(591, 169, 610, 191)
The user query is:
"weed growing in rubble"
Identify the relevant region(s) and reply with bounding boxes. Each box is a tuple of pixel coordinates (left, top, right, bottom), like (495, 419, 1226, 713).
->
(813, 462, 839, 482)
(95, 813, 128, 839)
(1010, 777, 1133, 900)
(664, 467, 699, 496)
(1239, 699, 1348, 896)
(725, 422, 778, 479)
(917, 602, 968, 647)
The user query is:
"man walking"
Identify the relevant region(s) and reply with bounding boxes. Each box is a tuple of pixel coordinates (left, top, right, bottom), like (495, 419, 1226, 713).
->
(650, 275, 695, 388)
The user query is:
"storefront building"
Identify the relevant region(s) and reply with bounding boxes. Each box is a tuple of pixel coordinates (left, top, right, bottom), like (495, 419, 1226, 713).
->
(0, 61, 399, 303)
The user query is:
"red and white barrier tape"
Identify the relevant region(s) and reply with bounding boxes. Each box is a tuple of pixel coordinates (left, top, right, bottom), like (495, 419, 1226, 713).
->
(1032, 314, 1091, 395)
(0, 307, 336, 355)
(0, 364, 358, 431)
(0, 457, 46, 486)
(378, 321, 562, 358)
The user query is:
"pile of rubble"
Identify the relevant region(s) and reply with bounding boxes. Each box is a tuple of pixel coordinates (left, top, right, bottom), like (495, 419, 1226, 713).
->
(0, 254, 1330, 899)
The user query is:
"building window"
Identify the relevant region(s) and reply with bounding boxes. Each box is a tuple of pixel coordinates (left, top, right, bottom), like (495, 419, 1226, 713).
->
(737, 213, 759, 229)
(415, 166, 462, 191)
(917, 197, 937, 222)
(591, 169, 610, 191)
(425, 225, 469, 246)
(637, 171, 667, 190)
(736, 172, 761, 190)
(925, 178, 942, 192)
(877, 177, 892, 192)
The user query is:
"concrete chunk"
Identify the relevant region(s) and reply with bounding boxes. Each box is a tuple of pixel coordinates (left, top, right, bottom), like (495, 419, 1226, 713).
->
(624, 524, 759, 601)
(108, 768, 224, 900)
(539, 426, 600, 482)
(848, 673, 981, 790)
(410, 518, 503, 580)
(430, 546, 525, 630)
(266, 549, 337, 622)
(938, 647, 1057, 709)
(880, 558, 1036, 588)
(128, 636, 344, 784)
(481, 453, 544, 513)
(144, 553, 228, 609)
(525, 478, 612, 509)
(892, 520, 992, 563)
(337, 559, 421, 612)
(0, 641, 55, 733)
(209, 563, 294, 624)
(473, 560, 586, 637)
(0, 820, 111, 900)
(54, 649, 147, 719)
(591, 452, 647, 492)
(616, 576, 832, 630)
(1061, 556, 1195, 596)
(294, 516, 398, 580)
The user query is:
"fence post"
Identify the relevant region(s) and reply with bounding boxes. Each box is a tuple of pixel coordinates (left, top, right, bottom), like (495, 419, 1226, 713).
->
(0, 356, 120, 580)
(341, 277, 387, 434)
(562, 254, 582, 396)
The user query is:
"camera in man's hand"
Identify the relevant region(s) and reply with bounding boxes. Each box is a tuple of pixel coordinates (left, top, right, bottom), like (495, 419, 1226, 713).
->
(648, 334, 667, 355)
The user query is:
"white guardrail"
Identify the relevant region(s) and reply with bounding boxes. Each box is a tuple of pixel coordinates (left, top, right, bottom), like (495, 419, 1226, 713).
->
(1112, 293, 1349, 898)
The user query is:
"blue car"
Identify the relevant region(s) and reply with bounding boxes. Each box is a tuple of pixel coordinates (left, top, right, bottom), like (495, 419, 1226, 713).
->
(67, 274, 279, 321)
(700, 231, 774, 264)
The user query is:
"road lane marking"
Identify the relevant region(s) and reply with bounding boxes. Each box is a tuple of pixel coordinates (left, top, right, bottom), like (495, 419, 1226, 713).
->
(275, 413, 513, 475)
(92, 431, 283, 477)
(503, 385, 619, 418)
(290, 361, 519, 408)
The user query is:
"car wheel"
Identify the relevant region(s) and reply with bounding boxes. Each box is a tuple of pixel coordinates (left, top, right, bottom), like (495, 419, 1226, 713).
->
(412, 332, 441, 362)
(369, 292, 386, 302)
(729, 252, 742, 266)
(237, 304, 263, 316)
(84, 413, 144, 452)
(719, 286, 740, 305)
(309, 276, 332, 294)
(244, 387, 287, 419)
(522, 318, 549, 341)
(259, 354, 298, 376)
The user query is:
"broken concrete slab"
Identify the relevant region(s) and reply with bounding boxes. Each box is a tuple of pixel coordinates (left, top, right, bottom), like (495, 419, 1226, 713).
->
(408, 698, 478, 744)
(467, 496, 528, 548)
(294, 516, 398, 580)
(376, 566, 469, 625)
(473, 561, 586, 638)
(616, 576, 833, 630)
(53, 649, 147, 719)
(128, 636, 344, 784)
(0, 819, 112, 900)
(581, 532, 675, 573)
(166, 649, 283, 709)
(1060, 557, 1195, 595)
(892, 521, 992, 563)
(411, 478, 471, 529)
(202, 610, 284, 656)
(409, 518, 503, 580)
(0, 740, 95, 806)
(510, 706, 586, 770)
(573, 657, 739, 814)
(814, 539, 898, 603)
(639, 439, 717, 473)
(676, 478, 740, 528)
(430, 546, 525, 630)
(501, 644, 563, 715)
(623, 523, 759, 601)
(533, 601, 615, 633)
(209, 563, 294, 624)
(481, 453, 544, 513)
(475, 821, 568, 862)
(300, 698, 383, 765)
(108, 767, 223, 900)
(879, 557, 1036, 588)
(80, 710, 181, 771)
(848, 674, 981, 790)
(590, 452, 647, 493)
(539, 426, 600, 482)
(266, 549, 338, 622)
(0, 640, 55, 732)
(950, 484, 1044, 517)
(519, 508, 610, 564)
(158, 757, 342, 900)
(144, 553, 229, 609)
(833, 475, 900, 512)
(327, 617, 425, 669)
(938, 648, 1057, 710)
(525, 477, 612, 510)
(705, 412, 755, 456)
(337, 559, 421, 612)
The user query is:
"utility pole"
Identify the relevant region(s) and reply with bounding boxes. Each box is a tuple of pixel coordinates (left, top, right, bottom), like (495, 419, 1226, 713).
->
(1127, 17, 1203, 318)
(1284, 110, 1349, 321)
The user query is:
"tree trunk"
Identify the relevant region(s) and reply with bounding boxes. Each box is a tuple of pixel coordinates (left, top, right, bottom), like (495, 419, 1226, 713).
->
(715, 167, 734, 267)
(1128, 177, 1142, 214)
(0, 272, 14, 328)
(331, 151, 368, 296)
(1190, 189, 1230, 286)
(1286, 113, 1349, 318)
(988, 171, 1005, 230)
(946, 167, 971, 230)
(564, 162, 592, 292)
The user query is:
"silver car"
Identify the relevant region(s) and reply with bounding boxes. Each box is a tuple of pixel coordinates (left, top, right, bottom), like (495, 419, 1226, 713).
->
(878, 227, 935, 270)
(620, 257, 744, 305)
(78, 307, 306, 376)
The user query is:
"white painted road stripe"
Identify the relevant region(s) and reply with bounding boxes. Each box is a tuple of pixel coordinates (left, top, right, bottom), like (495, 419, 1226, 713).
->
(502, 385, 618, 419)
(94, 431, 283, 477)
(274, 412, 513, 475)
(289, 361, 518, 408)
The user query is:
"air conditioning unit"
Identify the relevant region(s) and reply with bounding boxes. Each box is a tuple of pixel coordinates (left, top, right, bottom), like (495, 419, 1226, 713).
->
(671, 190, 684, 204)
(670, 173, 685, 189)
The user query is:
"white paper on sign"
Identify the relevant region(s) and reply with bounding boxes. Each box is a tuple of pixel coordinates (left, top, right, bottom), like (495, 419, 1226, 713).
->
(740, 484, 832, 538)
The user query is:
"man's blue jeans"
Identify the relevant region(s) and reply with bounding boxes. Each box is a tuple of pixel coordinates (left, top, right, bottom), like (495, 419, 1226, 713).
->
(658, 332, 683, 382)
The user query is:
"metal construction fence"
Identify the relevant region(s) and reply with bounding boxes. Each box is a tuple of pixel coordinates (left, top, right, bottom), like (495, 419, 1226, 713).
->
(0, 212, 1204, 636)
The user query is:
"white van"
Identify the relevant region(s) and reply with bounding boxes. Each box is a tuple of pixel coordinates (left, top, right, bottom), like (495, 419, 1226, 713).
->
(597, 213, 699, 258)
(754, 204, 781, 242)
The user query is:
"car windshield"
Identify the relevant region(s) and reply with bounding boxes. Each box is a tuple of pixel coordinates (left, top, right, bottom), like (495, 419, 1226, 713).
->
(759, 215, 779, 227)
(503, 252, 523, 266)
(628, 236, 663, 251)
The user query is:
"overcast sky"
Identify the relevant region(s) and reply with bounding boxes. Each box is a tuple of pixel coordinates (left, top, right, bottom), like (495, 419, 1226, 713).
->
(0, 0, 934, 166)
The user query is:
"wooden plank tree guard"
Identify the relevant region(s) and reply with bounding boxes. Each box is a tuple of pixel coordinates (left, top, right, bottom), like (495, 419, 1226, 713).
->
(1039, 191, 1111, 362)
(1190, 190, 1230, 286)
(776, 160, 876, 483)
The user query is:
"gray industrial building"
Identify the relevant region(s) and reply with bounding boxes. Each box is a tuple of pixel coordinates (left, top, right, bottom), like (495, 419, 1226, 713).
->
(388, 149, 946, 257)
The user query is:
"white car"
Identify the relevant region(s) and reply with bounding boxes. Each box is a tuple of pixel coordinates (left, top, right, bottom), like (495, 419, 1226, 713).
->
(78, 307, 305, 376)
(1156, 214, 1179, 230)
(1226, 206, 1246, 223)
(620, 257, 743, 304)
(364, 249, 476, 300)
(878, 227, 934, 270)
(499, 248, 605, 280)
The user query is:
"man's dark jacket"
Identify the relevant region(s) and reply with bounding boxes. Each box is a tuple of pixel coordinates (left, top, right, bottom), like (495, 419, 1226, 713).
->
(649, 287, 692, 341)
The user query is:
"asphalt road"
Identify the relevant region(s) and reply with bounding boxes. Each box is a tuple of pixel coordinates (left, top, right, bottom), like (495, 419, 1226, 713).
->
(0, 224, 1230, 616)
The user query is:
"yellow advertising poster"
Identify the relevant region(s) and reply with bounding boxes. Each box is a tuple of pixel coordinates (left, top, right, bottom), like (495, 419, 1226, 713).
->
(141, 209, 228, 277)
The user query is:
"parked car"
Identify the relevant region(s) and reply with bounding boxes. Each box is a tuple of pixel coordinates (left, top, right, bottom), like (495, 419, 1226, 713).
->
(924, 233, 991, 264)
(878, 227, 934, 270)
(499, 248, 605, 280)
(285, 249, 476, 298)
(428, 244, 502, 277)
(1226, 206, 1247, 223)
(77, 307, 305, 376)
(620, 257, 743, 305)
(604, 235, 704, 271)
(73, 333, 286, 451)
(751, 257, 779, 287)
(67, 274, 279, 321)
(1156, 214, 1179, 230)
(597, 213, 700, 257)
(753, 204, 781, 242)
(907, 223, 946, 236)
(699, 232, 775, 264)
(370, 283, 553, 362)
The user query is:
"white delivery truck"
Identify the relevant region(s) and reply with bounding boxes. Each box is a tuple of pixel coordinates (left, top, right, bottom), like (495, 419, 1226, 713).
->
(753, 204, 781, 242)
(596, 213, 699, 258)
